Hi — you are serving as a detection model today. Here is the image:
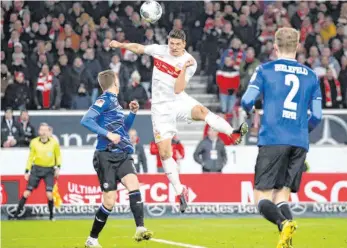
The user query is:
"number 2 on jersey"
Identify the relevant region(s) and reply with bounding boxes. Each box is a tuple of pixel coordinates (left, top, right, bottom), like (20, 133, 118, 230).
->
(284, 74, 299, 111)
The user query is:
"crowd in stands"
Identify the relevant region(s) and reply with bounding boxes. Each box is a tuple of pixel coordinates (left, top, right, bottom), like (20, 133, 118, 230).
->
(1, 1, 347, 113)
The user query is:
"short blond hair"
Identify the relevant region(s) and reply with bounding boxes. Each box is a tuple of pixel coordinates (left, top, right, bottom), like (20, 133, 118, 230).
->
(275, 28, 300, 54)
(97, 70, 118, 91)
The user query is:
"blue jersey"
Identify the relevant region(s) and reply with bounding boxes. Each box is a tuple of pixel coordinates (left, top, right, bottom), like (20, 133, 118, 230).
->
(241, 58, 322, 150)
(80, 91, 135, 154)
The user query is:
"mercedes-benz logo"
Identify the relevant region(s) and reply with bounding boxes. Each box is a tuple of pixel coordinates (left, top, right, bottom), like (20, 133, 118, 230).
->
(6, 205, 26, 218)
(146, 204, 166, 217)
(315, 115, 347, 145)
(290, 202, 307, 216)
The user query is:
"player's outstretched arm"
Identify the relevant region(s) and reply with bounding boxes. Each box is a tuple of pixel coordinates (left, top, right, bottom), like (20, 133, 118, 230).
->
(25, 140, 36, 174)
(109, 40, 145, 55)
(308, 99, 322, 133)
(80, 109, 109, 137)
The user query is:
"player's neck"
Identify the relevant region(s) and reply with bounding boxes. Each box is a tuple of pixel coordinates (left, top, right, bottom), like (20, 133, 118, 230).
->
(169, 51, 185, 57)
(105, 88, 118, 95)
(277, 53, 296, 60)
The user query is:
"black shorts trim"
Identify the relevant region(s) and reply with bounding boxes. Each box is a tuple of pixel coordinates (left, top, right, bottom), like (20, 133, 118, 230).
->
(93, 151, 137, 192)
(254, 145, 307, 193)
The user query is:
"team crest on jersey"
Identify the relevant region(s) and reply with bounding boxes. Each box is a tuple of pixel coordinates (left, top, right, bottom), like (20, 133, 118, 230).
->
(153, 129, 161, 141)
(95, 99, 105, 107)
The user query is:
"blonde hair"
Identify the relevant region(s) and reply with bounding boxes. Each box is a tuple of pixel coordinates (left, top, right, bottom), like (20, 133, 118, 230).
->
(275, 28, 300, 54)
(97, 70, 118, 91)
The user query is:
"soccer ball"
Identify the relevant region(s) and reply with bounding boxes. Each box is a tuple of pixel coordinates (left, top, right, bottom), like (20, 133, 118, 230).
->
(140, 0, 162, 24)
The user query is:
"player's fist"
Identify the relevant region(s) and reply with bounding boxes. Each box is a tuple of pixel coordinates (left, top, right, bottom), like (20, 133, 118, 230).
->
(107, 132, 121, 144)
(184, 59, 194, 68)
(24, 173, 29, 181)
(109, 40, 122, 49)
(129, 100, 139, 113)
(54, 168, 60, 178)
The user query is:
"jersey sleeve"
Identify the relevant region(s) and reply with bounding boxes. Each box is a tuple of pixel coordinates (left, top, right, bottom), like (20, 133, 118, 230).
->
(54, 141, 62, 167)
(248, 65, 264, 93)
(185, 59, 197, 83)
(144, 44, 161, 56)
(25, 140, 36, 172)
(311, 74, 322, 101)
(90, 97, 110, 115)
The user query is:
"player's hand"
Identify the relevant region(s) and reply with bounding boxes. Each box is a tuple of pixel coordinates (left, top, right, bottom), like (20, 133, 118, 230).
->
(129, 100, 139, 113)
(107, 132, 121, 144)
(109, 40, 122, 49)
(184, 59, 194, 68)
(54, 168, 60, 178)
(24, 173, 29, 181)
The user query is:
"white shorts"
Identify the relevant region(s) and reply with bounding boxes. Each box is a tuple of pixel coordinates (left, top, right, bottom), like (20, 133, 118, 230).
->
(151, 92, 202, 143)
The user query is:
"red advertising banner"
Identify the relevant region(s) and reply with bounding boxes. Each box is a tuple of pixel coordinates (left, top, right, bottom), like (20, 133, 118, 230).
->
(2, 174, 347, 205)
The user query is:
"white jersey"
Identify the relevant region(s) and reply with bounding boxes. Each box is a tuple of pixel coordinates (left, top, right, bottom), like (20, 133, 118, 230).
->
(144, 44, 197, 104)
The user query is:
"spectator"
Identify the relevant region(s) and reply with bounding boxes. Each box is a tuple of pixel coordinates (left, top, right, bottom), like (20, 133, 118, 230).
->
(34, 64, 61, 110)
(1, 108, 20, 148)
(306, 46, 321, 69)
(71, 84, 91, 110)
(109, 54, 121, 74)
(83, 48, 102, 102)
(339, 56, 347, 106)
(58, 23, 80, 51)
(320, 16, 336, 45)
(150, 136, 184, 173)
(97, 38, 120, 70)
(3, 72, 31, 110)
(36, 23, 50, 42)
(17, 110, 36, 147)
(320, 68, 345, 109)
(239, 47, 260, 96)
(129, 129, 148, 173)
(1, 65, 13, 107)
(194, 128, 227, 173)
(125, 71, 148, 109)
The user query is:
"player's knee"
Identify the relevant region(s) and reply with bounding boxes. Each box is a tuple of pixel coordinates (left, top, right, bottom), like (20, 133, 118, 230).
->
(46, 192, 53, 200)
(102, 191, 117, 209)
(23, 190, 31, 198)
(121, 174, 140, 192)
(159, 149, 171, 161)
(191, 105, 208, 121)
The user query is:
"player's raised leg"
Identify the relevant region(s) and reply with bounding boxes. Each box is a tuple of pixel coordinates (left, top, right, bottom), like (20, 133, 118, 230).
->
(191, 105, 248, 145)
(156, 138, 188, 213)
(121, 173, 153, 242)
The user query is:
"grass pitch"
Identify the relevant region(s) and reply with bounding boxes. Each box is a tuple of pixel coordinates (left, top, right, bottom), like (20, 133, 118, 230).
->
(2, 218, 347, 248)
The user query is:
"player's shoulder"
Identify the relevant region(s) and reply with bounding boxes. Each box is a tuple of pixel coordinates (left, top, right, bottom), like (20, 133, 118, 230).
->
(30, 137, 40, 145)
(93, 93, 111, 108)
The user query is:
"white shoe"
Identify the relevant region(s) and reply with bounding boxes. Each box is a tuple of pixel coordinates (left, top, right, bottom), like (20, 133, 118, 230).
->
(134, 226, 153, 242)
(85, 236, 102, 248)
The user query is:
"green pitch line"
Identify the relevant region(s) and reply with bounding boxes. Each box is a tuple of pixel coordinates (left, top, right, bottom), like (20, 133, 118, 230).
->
(2, 218, 347, 248)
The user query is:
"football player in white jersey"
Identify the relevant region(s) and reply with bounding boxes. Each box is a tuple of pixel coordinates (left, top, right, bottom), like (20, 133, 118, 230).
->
(110, 29, 248, 213)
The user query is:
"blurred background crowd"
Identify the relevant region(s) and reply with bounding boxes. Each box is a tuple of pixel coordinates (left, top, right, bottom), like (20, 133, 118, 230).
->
(1, 0, 347, 113)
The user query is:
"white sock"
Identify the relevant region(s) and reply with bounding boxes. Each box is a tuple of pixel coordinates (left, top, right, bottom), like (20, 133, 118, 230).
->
(205, 112, 234, 135)
(162, 157, 183, 195)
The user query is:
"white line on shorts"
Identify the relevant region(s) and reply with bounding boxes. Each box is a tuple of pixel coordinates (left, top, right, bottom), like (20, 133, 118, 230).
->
(150, 238, 207, 248)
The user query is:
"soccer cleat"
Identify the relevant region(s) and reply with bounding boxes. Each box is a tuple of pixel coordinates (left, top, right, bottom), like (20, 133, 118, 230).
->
(177, 187, 188, 213)
(50, 217, 56, 222)
(134, 226, 153, 242)
(85, 236, 102, 248)
(276, 220, 297, 248)
(230, 122, 249, 145)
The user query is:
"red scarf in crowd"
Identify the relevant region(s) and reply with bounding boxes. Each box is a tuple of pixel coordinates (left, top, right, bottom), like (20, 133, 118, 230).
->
(300, 24, 313, 42)
(36, 72, 53, 109)
(49, 26, 63, 40)
(228, 49, 243, 68)
(323, 76, 342, 107)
